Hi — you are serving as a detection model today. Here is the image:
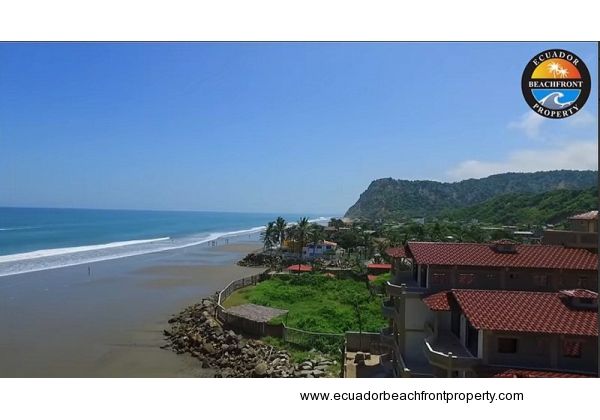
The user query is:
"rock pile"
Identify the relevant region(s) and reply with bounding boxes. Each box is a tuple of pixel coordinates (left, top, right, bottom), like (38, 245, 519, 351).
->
(293, 357, 336, 378)
(237, 252, 281, 267)
(163, 298, 337, 378)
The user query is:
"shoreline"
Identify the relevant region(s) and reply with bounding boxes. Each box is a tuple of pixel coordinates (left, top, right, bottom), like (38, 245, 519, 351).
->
(0, 216, 328, 278)
(0, 238, 264, 377)
(0, 231, 266, 278)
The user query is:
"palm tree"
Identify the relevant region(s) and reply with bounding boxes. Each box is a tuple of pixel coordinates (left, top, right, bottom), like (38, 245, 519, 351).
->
(360, 231, 373, 259)
(307, 223, 324, 259)
(274, 217, 287, 249)
(261, 221, 276, 251)
(295, 217, 310, 260)
(375, 238, 391, 259)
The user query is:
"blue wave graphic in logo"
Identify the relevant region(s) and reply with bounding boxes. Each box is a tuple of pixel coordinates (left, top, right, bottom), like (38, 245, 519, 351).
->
(532, 89, 581, 110)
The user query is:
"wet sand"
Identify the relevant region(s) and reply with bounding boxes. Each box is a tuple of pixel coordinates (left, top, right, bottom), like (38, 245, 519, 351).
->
(0, 237, 264, 377)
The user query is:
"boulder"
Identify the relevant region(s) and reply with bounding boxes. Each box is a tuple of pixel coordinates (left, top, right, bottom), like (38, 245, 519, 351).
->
(253, 362, 269, 377)
(203, 343, 217, 355)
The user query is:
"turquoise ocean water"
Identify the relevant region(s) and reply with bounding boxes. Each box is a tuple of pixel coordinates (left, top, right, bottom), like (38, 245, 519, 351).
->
(0, 207, 328, 276)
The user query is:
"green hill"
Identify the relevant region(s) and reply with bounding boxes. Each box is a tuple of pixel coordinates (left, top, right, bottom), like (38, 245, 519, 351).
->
(441, 187, 598, 226)
(345, 170, 598, 220)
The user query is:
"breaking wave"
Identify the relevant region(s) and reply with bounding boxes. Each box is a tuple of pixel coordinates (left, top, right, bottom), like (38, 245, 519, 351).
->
(0, 217, 329, 277)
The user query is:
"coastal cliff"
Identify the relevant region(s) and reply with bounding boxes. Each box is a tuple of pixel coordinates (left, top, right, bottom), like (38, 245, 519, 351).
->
(345, 170, 598, 220)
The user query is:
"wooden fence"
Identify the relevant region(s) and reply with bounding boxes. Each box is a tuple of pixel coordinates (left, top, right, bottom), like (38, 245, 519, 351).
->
(215, 270, 269, 325)
(282, 325, 344, 353)
(215, 271, 345, 353)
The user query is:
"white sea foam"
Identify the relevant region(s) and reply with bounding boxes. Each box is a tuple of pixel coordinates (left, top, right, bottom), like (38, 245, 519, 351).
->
(0, 226, 39, 231)
(0, 216, 332, 277)
(0, 237, 171, 263)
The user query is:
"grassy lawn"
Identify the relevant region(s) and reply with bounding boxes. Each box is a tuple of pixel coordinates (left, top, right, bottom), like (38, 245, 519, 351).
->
(222, 285, 254, 308)
(222, 273, 386, 334)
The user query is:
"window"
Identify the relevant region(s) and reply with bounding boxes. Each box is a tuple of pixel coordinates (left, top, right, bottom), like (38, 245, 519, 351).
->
(431, 273, 448, 286)
(533, 274, 549, 287)
(509, 273, 519, 279)
(562, 340, 582, 358)
(458, 273, 475, 286)
(497, 338, 518, 353)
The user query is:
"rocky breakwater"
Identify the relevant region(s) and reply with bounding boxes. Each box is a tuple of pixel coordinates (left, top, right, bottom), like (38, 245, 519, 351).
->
(163, 298, 337, 378)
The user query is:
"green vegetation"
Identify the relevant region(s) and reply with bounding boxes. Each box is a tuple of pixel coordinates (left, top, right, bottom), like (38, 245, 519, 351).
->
(442, 187, 598, 226)
(261, 336, 341, 375)
(377, 220, 489, 244)
(370, 272, 392, 294)
(223, 274, 386, 334)
(222, 286, 254, 308)
(261, 216, 323, 252)
(261, 336, 314, 363)
(344, 170, 597, 220)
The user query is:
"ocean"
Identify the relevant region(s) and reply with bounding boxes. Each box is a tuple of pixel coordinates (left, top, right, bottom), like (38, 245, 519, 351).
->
(0, 207, 328, 277)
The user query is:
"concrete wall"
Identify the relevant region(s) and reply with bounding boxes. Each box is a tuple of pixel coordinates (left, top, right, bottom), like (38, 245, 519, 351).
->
(345, 332, 381, 353)
(542, 229, 598, 249)
(405, 330, 427, 367)
(402, 294, 432, 368)
(570, 219, 598, 233)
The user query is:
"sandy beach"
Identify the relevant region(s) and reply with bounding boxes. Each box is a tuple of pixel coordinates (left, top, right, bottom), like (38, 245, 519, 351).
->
(0, 239, 264, 377)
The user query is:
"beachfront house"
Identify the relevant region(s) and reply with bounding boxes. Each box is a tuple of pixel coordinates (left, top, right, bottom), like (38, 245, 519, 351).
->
(385, 240, 598, 292)
(302, 240, 337, 259)
(420, 289, 598, 377)
(378, 240, 598, 378)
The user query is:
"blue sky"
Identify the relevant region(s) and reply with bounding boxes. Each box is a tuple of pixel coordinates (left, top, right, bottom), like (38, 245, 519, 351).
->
(0, 42, 597, 214)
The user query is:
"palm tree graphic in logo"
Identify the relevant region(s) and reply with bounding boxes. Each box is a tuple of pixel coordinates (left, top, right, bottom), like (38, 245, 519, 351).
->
(547, 61, 569, 78)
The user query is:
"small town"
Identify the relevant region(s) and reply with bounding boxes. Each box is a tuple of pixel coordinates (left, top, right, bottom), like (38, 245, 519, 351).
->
(164, 209, 599, 378)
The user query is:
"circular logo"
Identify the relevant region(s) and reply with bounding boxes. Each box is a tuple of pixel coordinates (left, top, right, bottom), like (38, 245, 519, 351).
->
(521, 49, 591, 119)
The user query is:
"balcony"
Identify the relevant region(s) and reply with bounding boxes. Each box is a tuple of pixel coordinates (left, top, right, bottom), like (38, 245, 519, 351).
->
(379, 327, 396, 348)
(381, 299, 397, 319)
(386, 278, 426, 296)
(423, 331, 480, 372)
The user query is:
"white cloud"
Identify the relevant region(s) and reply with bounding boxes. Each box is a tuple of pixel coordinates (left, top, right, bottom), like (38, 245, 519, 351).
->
(446, 141, 598, 180)
(567, 109, 597, 127)
(508, 111, 545, 139)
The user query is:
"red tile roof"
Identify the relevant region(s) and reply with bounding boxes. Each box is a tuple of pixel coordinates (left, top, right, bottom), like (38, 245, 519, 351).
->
(452, 289, 598, 337)
(407, 241, 597, 270)
(491, 239, 518, 245)
(386, 247, 407, 258)
(422, 291, 451, 311)
(569, 210, 598, 220)
(367, 263, 392, 270)
(560, 289, 598, 299)
(483, 368, 595, 378)
(287, 264, 313, 272)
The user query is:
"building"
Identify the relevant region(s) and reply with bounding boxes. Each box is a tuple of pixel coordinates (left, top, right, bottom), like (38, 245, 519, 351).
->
(421, 289, 598, 377)
(302, 240, 337, 259)
(287, 264, 313, 273)
(386, 240, 597, 292)
(543, 210, 598, 252)
(367, 263, 392, 275)
(379, 240, 598, 378)
(367, 263, 392, 282)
